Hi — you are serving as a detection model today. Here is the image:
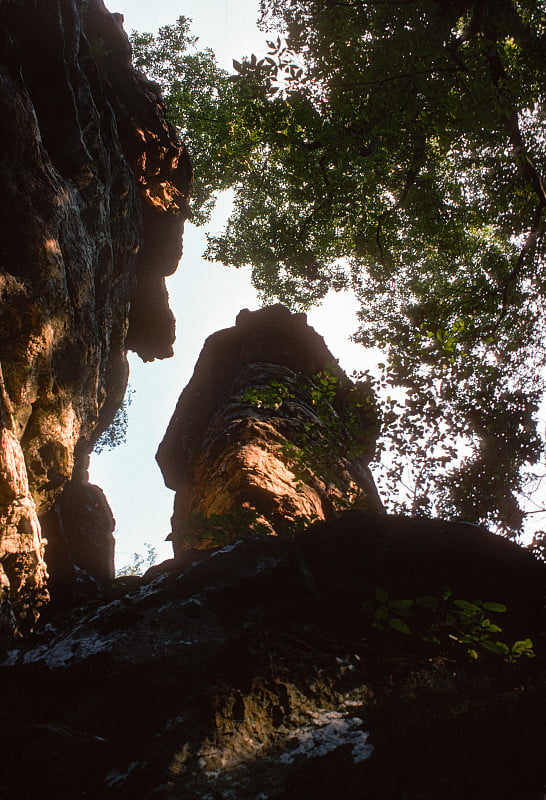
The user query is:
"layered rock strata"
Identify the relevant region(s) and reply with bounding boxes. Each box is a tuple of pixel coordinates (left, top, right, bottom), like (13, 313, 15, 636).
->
(157, 305, 383, 555)
(0, 0, 191, 634)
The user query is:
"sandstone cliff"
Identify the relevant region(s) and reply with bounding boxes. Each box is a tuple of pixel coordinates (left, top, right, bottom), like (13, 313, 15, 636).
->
(157, 305, 383, 555)
(0, 0, 191, 634)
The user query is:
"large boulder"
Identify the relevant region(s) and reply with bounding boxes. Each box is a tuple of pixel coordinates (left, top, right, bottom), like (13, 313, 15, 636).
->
(0, 0, 191, 634)
(0, 512, 544, 799)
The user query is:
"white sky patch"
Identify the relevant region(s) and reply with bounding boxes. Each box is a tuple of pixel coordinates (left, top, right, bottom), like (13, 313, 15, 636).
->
(111, 0, 268, 71)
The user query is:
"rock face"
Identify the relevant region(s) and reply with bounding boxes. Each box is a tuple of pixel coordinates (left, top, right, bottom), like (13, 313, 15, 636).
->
(157, 305, 383, 555)
(0, 512, 544, 799)
(41, 454, 115, 604)
(0, 0, 191, 634)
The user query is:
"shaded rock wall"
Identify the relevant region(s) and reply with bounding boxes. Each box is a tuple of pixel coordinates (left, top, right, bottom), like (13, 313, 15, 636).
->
(0, 513, 544, 799)
(157, 305, 383, 554)
(0, 0, 191, 634)
(41, 454, 115, 604)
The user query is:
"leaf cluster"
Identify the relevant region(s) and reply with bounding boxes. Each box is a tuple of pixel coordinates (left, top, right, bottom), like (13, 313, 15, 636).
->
(223, 0, 546, 534)
(185, 506, 320, 546)
(93, 388, 135, 455)
(363, 585, 535, 662)
(130, 17, 262, 224)
(116, 542, 158, 577)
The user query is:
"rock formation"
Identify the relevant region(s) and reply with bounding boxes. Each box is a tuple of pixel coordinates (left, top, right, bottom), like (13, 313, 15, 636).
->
(0, 4, 544, 797)
(0, 0, 191, 634)
(0, 513, 544, 799)
(41, 454, 115, 604)
(157, 305, 383, 555)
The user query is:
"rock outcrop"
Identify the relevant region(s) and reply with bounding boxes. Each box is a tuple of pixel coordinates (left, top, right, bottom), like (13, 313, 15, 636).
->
(0, 512, 544, 799)
(41, 454, 115, 604)
(0, 0, 191, 634)
(157, 305, 383, 555)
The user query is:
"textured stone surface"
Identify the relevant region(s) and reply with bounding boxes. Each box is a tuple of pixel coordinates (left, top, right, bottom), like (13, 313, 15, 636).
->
(0, 367, 47, 635)
(0, 0, 191, 633)
(0, 512, 544, 799)
(157, 305, 383, 554)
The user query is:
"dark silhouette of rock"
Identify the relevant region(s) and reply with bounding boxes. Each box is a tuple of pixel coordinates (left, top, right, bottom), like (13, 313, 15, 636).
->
(41, 455, 115, 604)
(157, 305, 383, 554)
(0, 0, 191, 633)
(0, 512, 544, 799)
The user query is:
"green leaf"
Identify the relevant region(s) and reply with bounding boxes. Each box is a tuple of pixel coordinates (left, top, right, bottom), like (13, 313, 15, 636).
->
(482, 602, 507, 613)
(510, 639, 535, 656)
(481, 622, 503, 633)
(453, 599, 482, 615)
(480, 640, 510, 656)
(388, 617, 411, 635)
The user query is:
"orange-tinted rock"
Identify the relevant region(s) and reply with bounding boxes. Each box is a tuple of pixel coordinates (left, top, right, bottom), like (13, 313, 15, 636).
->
(0, 368, 47, 636)
(157, 306, 383, 554)
(0, 0, 191, 633)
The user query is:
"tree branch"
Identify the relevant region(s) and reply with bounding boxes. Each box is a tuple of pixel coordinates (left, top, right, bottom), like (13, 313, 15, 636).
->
(375, 132, 426, 269)
(486, 47, 546, 328)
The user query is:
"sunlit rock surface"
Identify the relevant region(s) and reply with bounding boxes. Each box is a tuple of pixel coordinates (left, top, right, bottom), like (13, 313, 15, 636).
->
(0, 512, 544, 798)
(157, 305, 383, 554)
(0, 0, 191, 634)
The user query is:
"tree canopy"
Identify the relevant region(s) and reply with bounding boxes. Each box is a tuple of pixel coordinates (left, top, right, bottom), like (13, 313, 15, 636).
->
(130, 0, 546, 536)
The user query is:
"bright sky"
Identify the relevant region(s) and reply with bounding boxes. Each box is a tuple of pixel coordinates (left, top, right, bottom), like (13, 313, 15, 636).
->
(89, 0, 380, 568)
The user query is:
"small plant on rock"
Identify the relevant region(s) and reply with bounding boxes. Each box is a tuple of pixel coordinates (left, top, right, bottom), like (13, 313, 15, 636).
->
(240, 370, 377, 512)
(116, 542, 158, 577)
(362, 586, 535, 662)
(185, 506, 274, 547)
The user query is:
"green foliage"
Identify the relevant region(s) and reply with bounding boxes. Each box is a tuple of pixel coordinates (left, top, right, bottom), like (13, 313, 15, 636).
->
(116, 542, 158, 577)
(239, 380, 295, 410)
(186, 507, 273, 546)
(185, 506, 319, 546)
(130, 17, 261, 225)
(362, 586, 535, 662)
(93, 388, 134, 455)
(240, 370, 377, 510)
(131, 4, 546, 534)
(88, 37, 115, 61)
